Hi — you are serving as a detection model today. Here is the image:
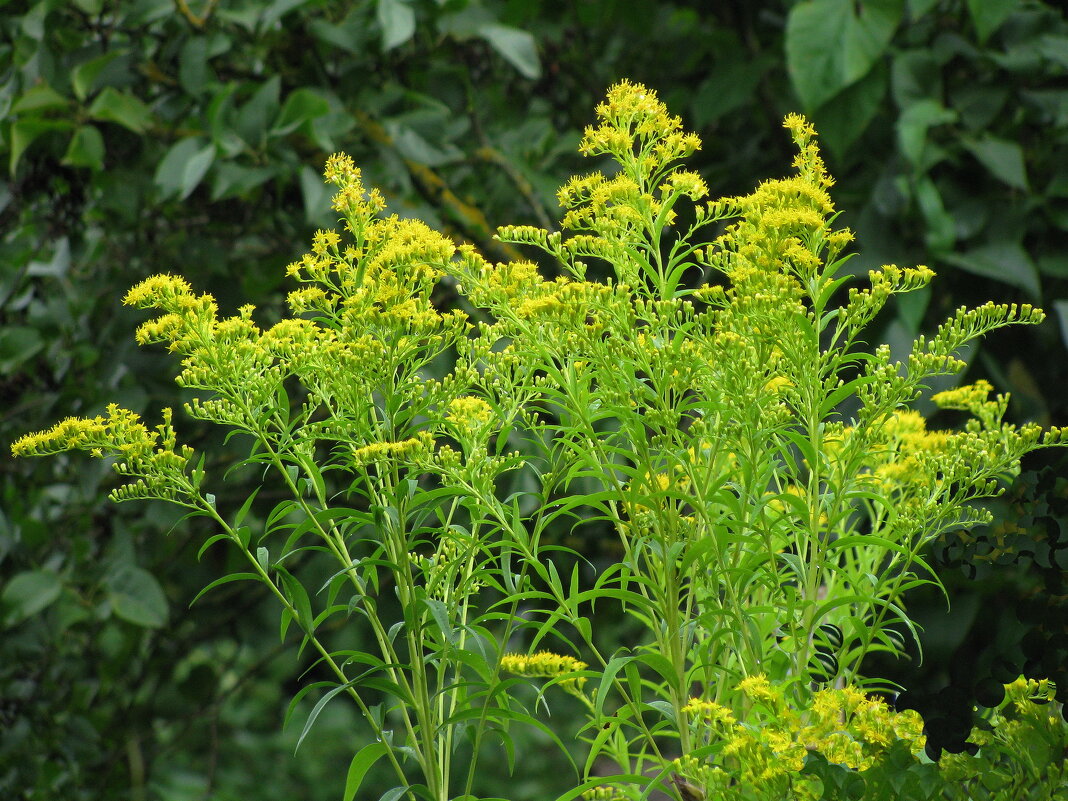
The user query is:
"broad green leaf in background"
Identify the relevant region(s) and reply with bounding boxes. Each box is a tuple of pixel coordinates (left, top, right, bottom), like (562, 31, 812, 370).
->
(299, 163, 332, 224)
(907, 0, 940, 17)
(272, 88, 331, 137)
(940, 240, 1041, 299)
(87, 87, 153, 133)
(105, 563, 168, 628)
(235, 75, 281, 147)
(479, 23, 541, 80)
(896, 99, 957, 169)
(967, 0, 1020, 43)
(377, 0, 416, 50)
(913, 177, 956, 253)
(155, 137, 216, 200)
(259, 0, 313, 29)
(179, 37, 212, 96)
(1036, 33, 1068, 69)
(71, 50, 124, 101)
(891, 49, 944, 109)
(384, 120, 462, 166)
(786, 0, 905, 111)
(1054, 300, 1068, 351)
(2, 570, 62, 627)
(812, 62, 888, 158)
(963, 133, 1029, 191)
(211, 162, 277, 201)
(691, 55, 772, 127)
(61, 124, 105, 170)
(11, 83, 69, 114)
(8, 117, 75, 174)
(308, 9, 369, 53)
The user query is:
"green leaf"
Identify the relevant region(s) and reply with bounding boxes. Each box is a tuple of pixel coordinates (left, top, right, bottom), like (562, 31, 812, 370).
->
(383, 120, 461, 166)
(940, 241, 1040, 299)
(299, 164, 331, 223)
(294, 681, 352, 753)
(963, 134, 1029, 191)
(422, 596, 456, 643)
(343, 742, 389, 801)
(87, 87, 153, 133)
(691, 56, 770, 127)
(896, 99, 957, 169)
(786, 0, 905, 112)
(12, 83, 69, 113)
(259, 0, 312, 29)
(1054, 300, 1068, 351)
(272, 87, 331, 137)
(890, 49, 943, 109)
(71, 51, 124, 101)
(308, 13, 369, 53)
(2, 570, 63, 626)
(0, 326, 45, 371)
(913, 177, 955, 253)
(155, 137, 215, 200)
(277, 567, 314, 633)
(179, 37, 211, 96)
(377, 0, 415, 50)
(479, 23, 541, 80)
(234, 75, 280, 147)
(211, 162, 276, 200)
(907, 0, 940, 17)
(9, 118, 75, 174)
(812, 61, 888, 159)
(61, 124, 105, 170)
(233, 486, 261, 528)
(106, 564, 168, 628)
(966, 0, 1019, 44)
(189, 573, 262, 606)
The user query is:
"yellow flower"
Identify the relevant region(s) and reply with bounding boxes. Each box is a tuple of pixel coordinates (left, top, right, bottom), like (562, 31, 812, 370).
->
(350, 432, 434, 468)
(501, 651, 588, 696)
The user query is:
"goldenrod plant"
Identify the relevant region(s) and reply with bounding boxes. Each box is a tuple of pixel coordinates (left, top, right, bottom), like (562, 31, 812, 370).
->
(13, 82, 1067, 801)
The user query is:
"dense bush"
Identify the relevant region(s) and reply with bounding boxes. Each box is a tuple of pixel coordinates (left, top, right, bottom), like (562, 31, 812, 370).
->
(2, 1, 1067, 797)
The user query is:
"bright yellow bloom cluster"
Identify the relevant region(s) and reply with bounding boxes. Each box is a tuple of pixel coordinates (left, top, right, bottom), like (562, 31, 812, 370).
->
(682, 677, 926, 796)
(581, 79, 701, 170)
(682, 698, 736, 728)
(501, 651, 588, 697)
(446, 396, 494, 432)
(11, 405, 199, 504)
(350, 432, 434, 468)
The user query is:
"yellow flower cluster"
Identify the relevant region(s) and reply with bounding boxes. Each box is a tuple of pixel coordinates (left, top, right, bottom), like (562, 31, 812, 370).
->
(350, 432, 434, 468)
(682, 698, 736, 728)
(12, 403, 152, 460)
(581, 79, 701, 170)
(864, 409, 954, 491)
(682, 677, 926, 794)
(501, 651, 588, 697)
(446, 396, 494, 433)
(11, 405, 199, 504)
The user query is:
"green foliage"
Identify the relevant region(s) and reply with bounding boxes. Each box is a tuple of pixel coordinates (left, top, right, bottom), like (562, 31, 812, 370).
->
(13, 82, 1068, 800)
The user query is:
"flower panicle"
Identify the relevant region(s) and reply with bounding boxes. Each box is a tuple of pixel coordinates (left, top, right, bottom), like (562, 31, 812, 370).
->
(501, 650, 588, 697)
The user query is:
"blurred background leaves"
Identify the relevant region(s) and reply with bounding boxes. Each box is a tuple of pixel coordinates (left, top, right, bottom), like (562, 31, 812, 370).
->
(2, 0, 1067, 797)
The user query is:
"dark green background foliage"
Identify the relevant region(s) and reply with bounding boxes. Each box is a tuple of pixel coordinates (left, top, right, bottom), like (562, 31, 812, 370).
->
(2, 0, 1067, 797)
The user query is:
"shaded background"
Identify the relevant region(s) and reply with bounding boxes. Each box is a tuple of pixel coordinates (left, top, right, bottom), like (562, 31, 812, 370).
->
(2, 0, 1067, 798)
